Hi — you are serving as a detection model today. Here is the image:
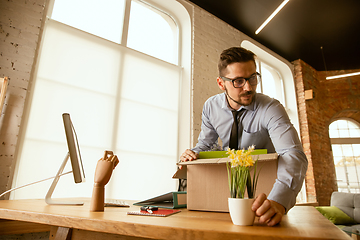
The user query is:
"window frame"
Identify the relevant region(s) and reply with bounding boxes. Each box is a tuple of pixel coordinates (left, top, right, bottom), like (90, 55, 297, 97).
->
(127, 0, 179, 64)
(330, 118, 360, 144)
(241, 40, 298, 130)
(330, 118, 360, 193)
(256, 60, 286, 107)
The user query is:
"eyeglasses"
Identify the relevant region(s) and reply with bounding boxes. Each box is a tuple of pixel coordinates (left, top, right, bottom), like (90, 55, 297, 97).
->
(221, 72, 261, 88)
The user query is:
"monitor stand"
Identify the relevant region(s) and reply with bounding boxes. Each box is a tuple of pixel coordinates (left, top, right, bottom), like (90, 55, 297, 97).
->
(45, 152, 84, 205)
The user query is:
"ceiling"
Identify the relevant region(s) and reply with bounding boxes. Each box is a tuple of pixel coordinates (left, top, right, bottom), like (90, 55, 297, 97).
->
(187, 0, 360, 71)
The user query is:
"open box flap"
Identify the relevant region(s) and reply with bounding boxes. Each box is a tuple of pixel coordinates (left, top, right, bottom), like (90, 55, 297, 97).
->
(172, 165, 187, 179)
(177, 153, 278, 166)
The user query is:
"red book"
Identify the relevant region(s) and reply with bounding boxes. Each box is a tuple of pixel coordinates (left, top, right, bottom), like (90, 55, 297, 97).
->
(127, 209, 181, 217)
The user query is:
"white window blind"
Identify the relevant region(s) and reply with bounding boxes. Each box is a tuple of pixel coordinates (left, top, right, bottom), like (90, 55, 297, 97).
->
(13, 18, 181, 201)
(51, 0, 126, 44)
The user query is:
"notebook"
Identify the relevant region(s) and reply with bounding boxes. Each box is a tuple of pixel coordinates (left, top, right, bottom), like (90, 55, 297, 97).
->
(133, 191, 186, 209)
(127, 209, 181, 217)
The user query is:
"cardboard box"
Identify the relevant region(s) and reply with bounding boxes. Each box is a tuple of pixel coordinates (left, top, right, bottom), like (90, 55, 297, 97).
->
(174, 153, 278, 212)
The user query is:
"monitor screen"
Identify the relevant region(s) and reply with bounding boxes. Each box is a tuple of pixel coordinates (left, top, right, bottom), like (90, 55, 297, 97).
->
(62, 113, 85, 183)
(0, 113, 86, 202)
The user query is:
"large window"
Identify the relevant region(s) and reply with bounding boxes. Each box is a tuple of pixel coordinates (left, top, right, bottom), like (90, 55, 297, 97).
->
(256, 62, 285, 107)
(241, 41, 294, 118)
(127, 1, 178, 64)
(330, 119, 360, 193)
(12, 0, 191, 201)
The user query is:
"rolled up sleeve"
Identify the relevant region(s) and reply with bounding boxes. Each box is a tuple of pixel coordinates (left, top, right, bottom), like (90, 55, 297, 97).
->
(265, 101, 308, 211)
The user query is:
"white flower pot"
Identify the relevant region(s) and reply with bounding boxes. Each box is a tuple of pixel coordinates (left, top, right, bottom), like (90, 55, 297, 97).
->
(228, 198, 255, 226)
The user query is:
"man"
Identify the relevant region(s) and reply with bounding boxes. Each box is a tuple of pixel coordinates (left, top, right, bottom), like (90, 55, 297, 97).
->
(180, 47, 308, 226)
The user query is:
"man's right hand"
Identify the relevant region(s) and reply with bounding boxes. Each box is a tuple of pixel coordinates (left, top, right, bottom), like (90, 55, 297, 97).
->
(180, 149, 199, 162)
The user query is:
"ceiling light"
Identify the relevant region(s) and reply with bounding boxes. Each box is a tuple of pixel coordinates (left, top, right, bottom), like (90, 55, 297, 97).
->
(326, 72, 360, 80)
(255, 0, 290, 35)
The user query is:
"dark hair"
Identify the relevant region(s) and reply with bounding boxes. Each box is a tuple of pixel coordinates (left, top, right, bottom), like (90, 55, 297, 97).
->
(218, 47, 256, 76)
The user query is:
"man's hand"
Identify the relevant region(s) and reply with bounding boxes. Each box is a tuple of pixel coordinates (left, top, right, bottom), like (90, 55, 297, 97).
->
(180, 149, 199, 162)
(252, 193, 285, 226)
(178, 149, 199, 169)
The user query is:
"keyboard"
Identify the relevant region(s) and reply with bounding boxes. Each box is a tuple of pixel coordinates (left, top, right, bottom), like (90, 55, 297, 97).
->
(104, 199, 130, 207)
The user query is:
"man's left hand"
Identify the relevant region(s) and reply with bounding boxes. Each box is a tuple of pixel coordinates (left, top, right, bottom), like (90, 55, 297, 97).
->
(252, 193, 285, 226)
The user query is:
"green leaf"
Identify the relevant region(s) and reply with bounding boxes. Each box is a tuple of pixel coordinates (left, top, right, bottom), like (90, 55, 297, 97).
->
(246, 170, 253, 198)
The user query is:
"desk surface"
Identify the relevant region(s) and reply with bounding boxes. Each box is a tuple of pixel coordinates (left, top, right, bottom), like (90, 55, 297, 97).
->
(0, 198, 351, 240)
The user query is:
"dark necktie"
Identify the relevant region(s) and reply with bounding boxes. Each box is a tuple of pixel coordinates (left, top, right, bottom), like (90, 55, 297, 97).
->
(229, 110, 244, 150)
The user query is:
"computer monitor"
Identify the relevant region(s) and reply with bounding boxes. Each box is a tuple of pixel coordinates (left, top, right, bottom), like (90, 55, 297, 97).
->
(45, 113, 86, 205)
(62, 113, 85, 183)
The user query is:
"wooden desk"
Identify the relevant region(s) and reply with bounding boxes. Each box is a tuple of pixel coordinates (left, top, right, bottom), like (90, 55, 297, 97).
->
(0, 198, 351, 240)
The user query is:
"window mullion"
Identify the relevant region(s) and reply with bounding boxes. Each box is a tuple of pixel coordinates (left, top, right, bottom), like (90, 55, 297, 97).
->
(47, 0, 56, 18)
(331, 138, 360, 144)
(121, 0, 132, 46)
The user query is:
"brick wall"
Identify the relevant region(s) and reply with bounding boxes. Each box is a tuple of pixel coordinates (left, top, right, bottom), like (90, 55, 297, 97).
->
(294, 59, 360, 205)
(293, 60, 315, 202)
(0, 0, 47, 199)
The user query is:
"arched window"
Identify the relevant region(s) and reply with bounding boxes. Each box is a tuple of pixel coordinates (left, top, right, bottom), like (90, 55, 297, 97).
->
(256, 61, 285, 106)
(329, 119, 360, 193)
(13, 0, 191, 201)
(241, 41, 298, 128)
(127, 0, 178, 64)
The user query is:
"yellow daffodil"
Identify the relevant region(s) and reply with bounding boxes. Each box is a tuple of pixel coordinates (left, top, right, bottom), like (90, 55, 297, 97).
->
(226, 145, 261, 199)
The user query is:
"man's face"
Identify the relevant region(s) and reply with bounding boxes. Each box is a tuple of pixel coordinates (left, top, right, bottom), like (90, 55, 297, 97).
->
(217, 61, 257, 109)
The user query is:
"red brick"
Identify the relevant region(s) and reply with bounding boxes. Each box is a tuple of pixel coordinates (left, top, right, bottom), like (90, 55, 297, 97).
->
(293, 59, 360, 205)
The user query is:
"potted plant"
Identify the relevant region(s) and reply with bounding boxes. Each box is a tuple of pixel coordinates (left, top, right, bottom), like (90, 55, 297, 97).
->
(226, 145, 261, 225)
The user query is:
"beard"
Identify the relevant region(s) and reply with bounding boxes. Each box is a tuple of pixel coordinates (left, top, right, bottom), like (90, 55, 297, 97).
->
(224, 86, 255, 106)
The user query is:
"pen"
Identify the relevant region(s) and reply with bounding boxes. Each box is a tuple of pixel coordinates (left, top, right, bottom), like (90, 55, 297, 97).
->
(141, 206, 158, 214)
